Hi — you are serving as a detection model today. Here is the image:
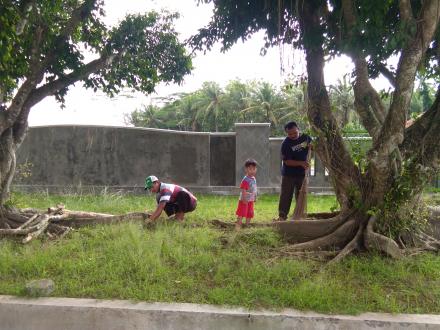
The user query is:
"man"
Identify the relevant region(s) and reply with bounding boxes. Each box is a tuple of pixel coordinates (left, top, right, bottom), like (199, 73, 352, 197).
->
(145, 175, 197, 222)
(278, 121, 312, 221)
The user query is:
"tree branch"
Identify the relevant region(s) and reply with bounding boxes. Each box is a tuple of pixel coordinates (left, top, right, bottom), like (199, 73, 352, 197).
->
(377, 63, 396, 88)
(398, 0, 415, 23)
(402, 86, 440, 171)
(2, 0, 99, 137)
(341, 0, 387, 142)
(0, 26, 45, 135)
(10, 53, 118, 146)
(367, 0, 440, 198)
(27, 54, 117, 109)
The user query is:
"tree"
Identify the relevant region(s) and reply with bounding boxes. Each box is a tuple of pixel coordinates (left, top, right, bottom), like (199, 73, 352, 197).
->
(176, 93, 203, 131)
(126, 79, 305, 135)
(191, 0, 440, 260)
(193, 81, 226, 132)
(0, 1, 191, 232)
(125, 104, 165, 129)
(329, 75, 355, 128)
(241, 82, 283, 129)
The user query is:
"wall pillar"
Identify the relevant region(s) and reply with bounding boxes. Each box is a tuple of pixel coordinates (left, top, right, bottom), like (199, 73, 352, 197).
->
(235, 123, 270, 187)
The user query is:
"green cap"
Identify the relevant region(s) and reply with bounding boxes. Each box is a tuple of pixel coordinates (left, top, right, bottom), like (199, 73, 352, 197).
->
(145, 175, 158, 190)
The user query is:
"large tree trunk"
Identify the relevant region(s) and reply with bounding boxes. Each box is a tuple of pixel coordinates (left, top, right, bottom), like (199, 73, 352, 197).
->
(0, 129, 17, 208)
(271, 0, 440, 262)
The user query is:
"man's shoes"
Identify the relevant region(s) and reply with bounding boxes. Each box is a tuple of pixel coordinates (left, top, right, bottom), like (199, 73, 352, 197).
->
(272, 217, 286, 222)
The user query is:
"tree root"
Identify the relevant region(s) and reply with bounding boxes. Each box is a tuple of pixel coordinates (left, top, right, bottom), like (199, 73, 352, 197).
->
(327, 225, 363, 265)
(364, 216, 403, 259)
(274, 212, 350, 244)
(285, 219, 357, 251)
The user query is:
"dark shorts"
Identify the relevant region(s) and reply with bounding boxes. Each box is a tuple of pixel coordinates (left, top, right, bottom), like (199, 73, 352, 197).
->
(164, 191, 197, 216)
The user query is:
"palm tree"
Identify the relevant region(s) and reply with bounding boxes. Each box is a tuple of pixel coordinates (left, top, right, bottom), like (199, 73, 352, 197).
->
(328, 75, 355, 128)
(175, 94, 202, 131)
(124, 104, 164, 128)
(241, 81, 300, 135)
(194, 82, 225, 132)
(223, 79, 252, 124)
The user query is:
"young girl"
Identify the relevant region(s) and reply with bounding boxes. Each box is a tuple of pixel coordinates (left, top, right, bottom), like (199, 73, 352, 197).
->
(235, 159, 257, 230)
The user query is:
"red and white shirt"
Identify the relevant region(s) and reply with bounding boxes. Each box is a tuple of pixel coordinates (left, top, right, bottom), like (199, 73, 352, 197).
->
(156, 183, 197, 204)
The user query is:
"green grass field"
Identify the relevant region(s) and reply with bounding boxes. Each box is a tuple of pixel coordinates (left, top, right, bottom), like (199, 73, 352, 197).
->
(1, 192, 440, 315)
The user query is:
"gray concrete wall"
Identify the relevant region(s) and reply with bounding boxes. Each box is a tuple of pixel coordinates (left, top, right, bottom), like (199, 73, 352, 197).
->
(210, 133, 235, 186)
(235, 123, 271, 187)
(1, 295, 440, 330)
(16, 126, 211, 190)
(269, 137, 283, 186)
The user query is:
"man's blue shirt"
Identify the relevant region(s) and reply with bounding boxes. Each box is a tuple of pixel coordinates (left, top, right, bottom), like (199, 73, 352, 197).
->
(280, 134, 312, 176)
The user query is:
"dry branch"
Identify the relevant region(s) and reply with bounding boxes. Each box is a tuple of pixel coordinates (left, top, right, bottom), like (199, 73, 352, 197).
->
(0, 205, 150, 243)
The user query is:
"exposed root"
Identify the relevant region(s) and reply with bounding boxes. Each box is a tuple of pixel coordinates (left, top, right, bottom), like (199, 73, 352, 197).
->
(286, 219, 357, 251)
(274, 212, 350, 244)
(305, 211, 340, 219)
(411, 231, 440, 252)
(327, 225, 363, 265)
(364, 216, 403, 259)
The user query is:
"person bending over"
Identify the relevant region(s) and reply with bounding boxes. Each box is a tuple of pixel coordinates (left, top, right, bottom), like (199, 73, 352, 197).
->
(145, 175, 197, 222)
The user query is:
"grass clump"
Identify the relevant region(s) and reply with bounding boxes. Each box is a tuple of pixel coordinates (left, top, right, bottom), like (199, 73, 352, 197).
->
(1, 192, 440, 315)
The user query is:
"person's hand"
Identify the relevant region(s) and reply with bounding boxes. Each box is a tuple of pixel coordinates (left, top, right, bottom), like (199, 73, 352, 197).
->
(301, 161, 310, 169)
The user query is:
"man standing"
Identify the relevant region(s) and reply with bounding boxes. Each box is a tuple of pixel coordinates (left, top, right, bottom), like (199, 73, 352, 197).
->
(278, 121, 312, 221)
(145, 175, 197, 222)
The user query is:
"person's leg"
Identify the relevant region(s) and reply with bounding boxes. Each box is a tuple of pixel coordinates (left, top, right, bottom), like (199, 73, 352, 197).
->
(235, 200, 248, 230)
(164, 203, 177, 217)
(245, 201, 254, 225)
(235, 216, 243, 230)
(175, 212, 185, 221)
(278, 176, 294, 220)
(173, 191, 194, 222)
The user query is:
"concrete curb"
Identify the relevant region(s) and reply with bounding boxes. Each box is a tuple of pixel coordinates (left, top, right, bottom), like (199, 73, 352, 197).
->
(1, 295, 440, 330)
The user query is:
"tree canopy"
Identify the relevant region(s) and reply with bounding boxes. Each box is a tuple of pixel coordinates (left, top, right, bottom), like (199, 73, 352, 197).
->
(0, 0, 192, 204)
(1, 0, 192, 106)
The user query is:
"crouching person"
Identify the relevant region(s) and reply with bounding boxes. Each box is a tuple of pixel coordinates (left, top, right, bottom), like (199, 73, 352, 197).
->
(144, 175, 197, 222)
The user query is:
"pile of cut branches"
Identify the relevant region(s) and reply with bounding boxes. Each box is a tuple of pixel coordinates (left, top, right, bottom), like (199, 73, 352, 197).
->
(0, 204, 150, 243)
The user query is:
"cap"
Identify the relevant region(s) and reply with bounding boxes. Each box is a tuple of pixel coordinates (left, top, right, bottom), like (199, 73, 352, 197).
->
(145, 175, 158, 190)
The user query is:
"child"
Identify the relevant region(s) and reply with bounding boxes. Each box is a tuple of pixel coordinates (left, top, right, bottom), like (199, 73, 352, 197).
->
(235, 158, 258, 230)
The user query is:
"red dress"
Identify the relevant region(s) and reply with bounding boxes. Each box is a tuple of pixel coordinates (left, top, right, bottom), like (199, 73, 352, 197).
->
(235, 175, 257, 218)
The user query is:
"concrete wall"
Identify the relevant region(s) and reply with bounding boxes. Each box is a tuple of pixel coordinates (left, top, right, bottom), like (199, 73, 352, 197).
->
(209, 133, 235, 186)
(235, 123, 271, 187)
(16, 126, 211, 191)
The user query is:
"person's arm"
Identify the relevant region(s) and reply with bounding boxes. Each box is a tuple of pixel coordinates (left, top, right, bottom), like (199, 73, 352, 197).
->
(283, 159, 309, 169)
(281, 141, 308, 168)
(239, 188, 249, 202)
(239, 179, 250, 202)
(149, 202, 166, 221)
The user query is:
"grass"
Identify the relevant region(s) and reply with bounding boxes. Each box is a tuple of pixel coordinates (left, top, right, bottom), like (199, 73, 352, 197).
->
(1, 191, 440, 315)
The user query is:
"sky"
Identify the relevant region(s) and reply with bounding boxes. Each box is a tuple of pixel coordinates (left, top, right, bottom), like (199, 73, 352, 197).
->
(29, 0, 384, 127)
